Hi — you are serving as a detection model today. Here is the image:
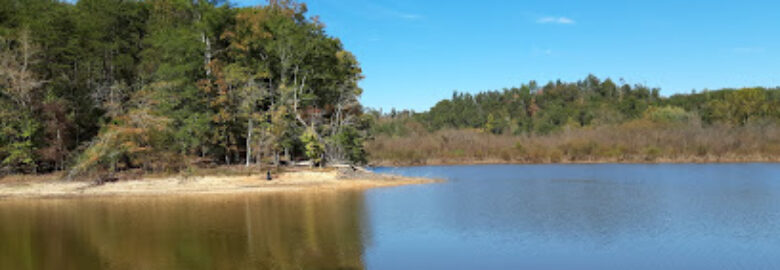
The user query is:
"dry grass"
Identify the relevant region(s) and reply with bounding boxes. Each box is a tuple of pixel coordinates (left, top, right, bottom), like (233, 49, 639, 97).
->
(367, 120, 780, 166)
(0, 169, 438, 199)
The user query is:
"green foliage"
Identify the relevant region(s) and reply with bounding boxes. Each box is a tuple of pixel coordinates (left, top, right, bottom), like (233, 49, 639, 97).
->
(397, 75, 669, 136)
(2, 1, 778, 175)
(299, 127, 323, 165)
(373, 76, 779, 139)
(1, 0, 369, 175)
(331, 126, 368, 164)
(484, 113, 507, 134)
(368, 76, 779, 166)
(645, 106, 695, 123)
(643, 146, 662, 161)
(671, 88, 775, 125)
(0, 114, 39, 172)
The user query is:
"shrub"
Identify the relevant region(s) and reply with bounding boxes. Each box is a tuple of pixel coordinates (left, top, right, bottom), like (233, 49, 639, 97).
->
(645, 106, 695, 123)
(643, 146, 662, 161)
(300, 128, 325, 166)
(514, 142, 526, 155)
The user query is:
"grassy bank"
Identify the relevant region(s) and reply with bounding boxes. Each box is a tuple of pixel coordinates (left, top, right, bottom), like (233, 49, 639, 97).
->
(0, 168, 438, 199)
(366, 121, 780, 166)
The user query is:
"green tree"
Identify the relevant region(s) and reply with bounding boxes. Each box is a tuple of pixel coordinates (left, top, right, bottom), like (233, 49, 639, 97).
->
(0, 29, 44, 173)
(730, 88, 767, 125)
(299, 127, 323, 166)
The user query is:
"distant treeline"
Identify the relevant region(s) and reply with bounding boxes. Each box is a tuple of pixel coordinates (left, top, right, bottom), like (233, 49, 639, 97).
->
(368, 76, 779, 165)
(0, 0, 369, 177)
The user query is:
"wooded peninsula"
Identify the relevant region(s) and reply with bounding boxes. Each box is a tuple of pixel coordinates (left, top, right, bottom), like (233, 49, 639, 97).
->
(368, 79, 779, 165)
(1, 0, 778, 183)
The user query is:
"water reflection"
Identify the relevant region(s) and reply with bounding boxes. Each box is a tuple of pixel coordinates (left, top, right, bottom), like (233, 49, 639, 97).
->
(2, 164, 779, 270)
(0, 192, 368, 270)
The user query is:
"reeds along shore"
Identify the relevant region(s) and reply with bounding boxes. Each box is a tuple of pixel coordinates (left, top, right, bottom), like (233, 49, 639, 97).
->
(366, 121, 780, 166)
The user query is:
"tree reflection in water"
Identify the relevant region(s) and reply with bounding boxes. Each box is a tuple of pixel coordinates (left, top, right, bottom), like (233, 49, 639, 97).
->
(0, 191, 368, 270)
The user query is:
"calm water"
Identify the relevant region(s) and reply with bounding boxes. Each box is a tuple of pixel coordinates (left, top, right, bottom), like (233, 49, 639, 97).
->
(1, 164, 779, 269)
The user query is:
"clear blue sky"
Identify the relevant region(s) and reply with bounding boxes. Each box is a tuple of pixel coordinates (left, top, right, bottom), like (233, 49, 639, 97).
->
(237, 0, 779, 112)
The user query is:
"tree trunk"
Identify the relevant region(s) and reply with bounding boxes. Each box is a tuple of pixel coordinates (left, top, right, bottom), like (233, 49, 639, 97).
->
(293, 67, 298, 113)
(256, 146, 262, 166)
(246, 118, 252, 167)
(224, 130, 231, 165)
(202, 32, 212, 76)
(56, 128, 63, 171)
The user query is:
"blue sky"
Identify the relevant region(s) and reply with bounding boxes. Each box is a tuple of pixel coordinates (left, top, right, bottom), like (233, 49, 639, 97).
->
(237, 0, 778, 111)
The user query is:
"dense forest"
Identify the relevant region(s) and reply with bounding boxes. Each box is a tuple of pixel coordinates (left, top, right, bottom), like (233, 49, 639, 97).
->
(368, 76, 779, 165)
(0, 0, 369, 177)
(1, 1, 778, 177)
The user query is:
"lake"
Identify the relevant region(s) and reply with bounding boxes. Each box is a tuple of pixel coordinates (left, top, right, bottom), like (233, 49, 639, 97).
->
(1, 164, 779, 269)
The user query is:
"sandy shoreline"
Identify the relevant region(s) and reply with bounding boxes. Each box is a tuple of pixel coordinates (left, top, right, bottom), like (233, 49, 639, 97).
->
(0, 170, 439, 200)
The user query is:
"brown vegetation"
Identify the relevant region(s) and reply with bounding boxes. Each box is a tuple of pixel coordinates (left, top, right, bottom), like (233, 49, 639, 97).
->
(366, 120, 780, 166)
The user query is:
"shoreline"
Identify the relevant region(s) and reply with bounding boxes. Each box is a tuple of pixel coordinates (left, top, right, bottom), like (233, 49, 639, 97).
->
(2, 159, 775, 199)
(0, 169, 439, 200)
(369, 157, 780, 167)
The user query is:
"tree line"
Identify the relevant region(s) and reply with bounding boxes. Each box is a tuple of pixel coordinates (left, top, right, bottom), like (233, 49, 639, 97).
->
(372, 75, 779, 136)
(0, 0, 369, 177)
(367, 76, 779, 165)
